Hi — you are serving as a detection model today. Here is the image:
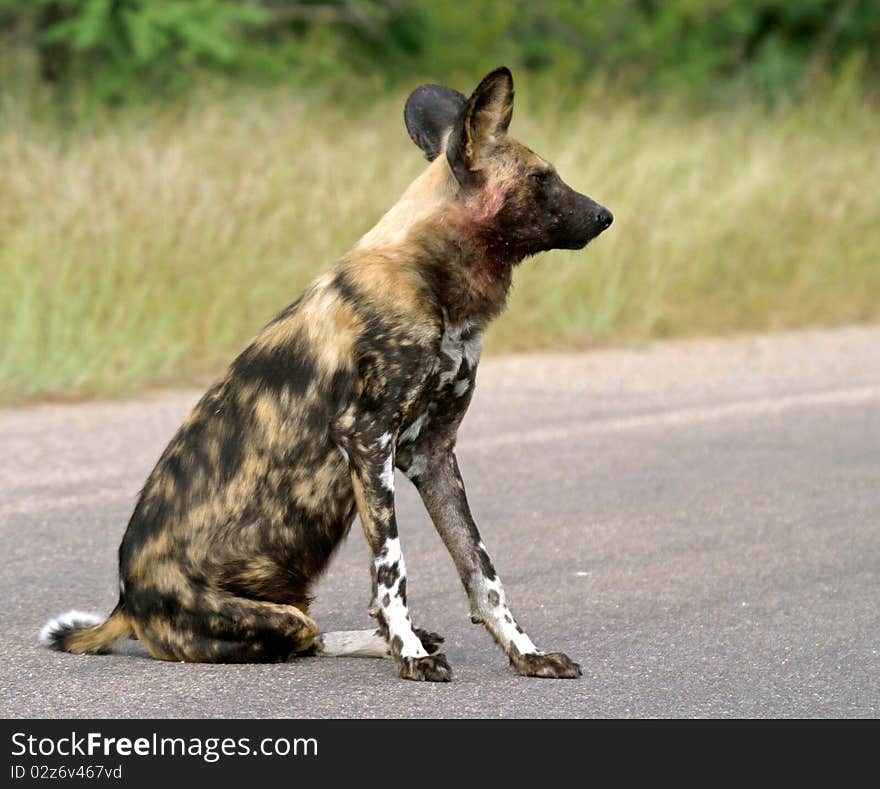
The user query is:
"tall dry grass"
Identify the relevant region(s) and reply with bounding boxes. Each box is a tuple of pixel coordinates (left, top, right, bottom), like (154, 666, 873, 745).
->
(1, 85, 878, 402)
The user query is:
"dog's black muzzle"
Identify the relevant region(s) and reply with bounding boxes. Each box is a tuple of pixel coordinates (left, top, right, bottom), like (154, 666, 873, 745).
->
(550, 187, 613, 250)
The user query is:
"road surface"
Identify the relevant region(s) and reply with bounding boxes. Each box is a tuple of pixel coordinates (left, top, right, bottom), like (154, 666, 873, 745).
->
(1, 326, 878, 717)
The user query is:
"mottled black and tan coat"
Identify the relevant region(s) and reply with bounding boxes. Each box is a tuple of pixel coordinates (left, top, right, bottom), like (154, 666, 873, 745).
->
(40, 68, 612, 681)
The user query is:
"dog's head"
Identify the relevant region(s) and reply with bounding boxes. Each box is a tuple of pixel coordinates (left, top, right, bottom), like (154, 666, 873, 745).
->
(405, 67, 612, 265)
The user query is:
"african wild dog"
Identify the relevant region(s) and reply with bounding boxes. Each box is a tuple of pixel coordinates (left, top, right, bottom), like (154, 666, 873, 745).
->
(40, 67, 612, 681)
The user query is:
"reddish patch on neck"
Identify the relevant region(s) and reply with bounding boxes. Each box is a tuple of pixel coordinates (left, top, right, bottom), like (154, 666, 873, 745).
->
(447, 195, 512, 289)
(469, 251, 513, 297)
(448, 184, 504, 230)
(471, 187, 505, 225)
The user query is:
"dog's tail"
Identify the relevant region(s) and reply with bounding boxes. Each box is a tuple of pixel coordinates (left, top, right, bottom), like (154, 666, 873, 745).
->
(38, 606, 132, 655)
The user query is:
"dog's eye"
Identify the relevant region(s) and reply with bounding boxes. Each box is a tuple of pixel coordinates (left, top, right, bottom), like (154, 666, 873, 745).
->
(530, 170, 553, 186)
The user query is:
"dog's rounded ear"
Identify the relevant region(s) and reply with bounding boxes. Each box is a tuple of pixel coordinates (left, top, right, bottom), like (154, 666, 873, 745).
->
(404, 84, 468, 162)
(446, 67, 514, 187)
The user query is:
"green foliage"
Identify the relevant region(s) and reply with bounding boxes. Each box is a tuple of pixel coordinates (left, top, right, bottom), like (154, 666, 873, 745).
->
(411, 1, 880, 103)
(0, 1, 878, 105)
(0, 0, 269, 102)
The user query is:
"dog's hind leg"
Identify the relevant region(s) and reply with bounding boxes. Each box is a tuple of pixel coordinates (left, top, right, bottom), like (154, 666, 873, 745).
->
(130, 592, 320, 663)
(311, 627, 444, 659)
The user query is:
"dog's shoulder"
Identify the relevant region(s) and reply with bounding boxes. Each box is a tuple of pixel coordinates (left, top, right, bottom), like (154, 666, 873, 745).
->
(331, 252, 442, 340)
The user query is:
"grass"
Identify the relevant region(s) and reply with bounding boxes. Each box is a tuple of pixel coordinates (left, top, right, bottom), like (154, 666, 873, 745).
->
(1, 82, 879, 403)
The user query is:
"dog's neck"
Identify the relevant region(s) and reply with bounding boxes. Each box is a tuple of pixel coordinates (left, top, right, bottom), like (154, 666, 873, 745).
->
(353, 159, 514, 328)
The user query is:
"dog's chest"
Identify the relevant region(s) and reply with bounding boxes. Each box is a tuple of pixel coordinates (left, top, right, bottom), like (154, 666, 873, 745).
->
(398, 323, 482, 447)
(434, 322, 482, 392)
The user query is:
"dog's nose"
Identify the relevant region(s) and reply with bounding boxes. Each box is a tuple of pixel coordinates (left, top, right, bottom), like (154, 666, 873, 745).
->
(596, 208, 613, 229)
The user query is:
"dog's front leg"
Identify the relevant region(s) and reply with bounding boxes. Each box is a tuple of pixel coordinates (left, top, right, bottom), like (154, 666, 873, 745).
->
(345, 432, 452, 682)
(408, 451, 581, 679)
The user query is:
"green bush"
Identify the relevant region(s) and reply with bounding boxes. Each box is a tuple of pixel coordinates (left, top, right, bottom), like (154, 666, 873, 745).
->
(412, 1, 880, 103)
(0, 0, 270, 102)
(0, 1, 878, 104)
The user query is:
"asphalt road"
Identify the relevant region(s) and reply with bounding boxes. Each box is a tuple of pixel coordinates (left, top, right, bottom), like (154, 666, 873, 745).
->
(1, 326, 878, 718)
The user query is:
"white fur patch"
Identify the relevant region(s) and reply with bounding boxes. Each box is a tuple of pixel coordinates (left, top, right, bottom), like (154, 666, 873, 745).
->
(378, 536, 402, 567)
(377, 431, 392, 450)
(375, 538, 426, 659)
(437, 324, 466, 387)
(38, 610, 102, 645)
(437, 322, 481, 389)
(399, 413, 426, 445)
(473, 575, 539, 656)
(379, 452, 395, 492)
(454, 379, 470, 397)
(403, 454, 428, 480)
(463, 332, 483, 368)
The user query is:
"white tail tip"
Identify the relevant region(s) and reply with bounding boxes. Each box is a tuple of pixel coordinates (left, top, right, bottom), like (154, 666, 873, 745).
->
(38, 610, 103, 646)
